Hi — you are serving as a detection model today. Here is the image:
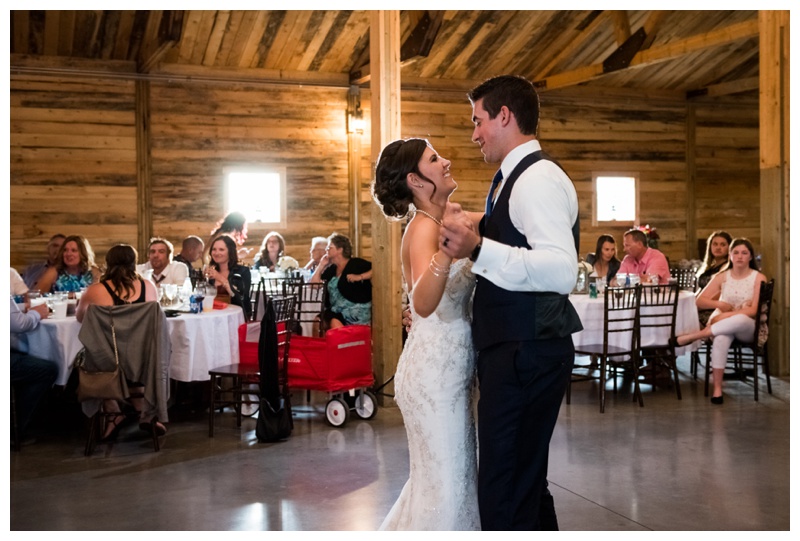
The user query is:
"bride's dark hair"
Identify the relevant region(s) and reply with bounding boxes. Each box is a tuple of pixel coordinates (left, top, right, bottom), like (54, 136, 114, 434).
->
(372, 138, 437, 220)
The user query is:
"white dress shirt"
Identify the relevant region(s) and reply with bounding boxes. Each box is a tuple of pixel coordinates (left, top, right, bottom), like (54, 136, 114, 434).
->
(136, 260, 189, 286)
(472, 140, 579, 295)
(11, 268, 29, 296)
(10, 297, 43, 352)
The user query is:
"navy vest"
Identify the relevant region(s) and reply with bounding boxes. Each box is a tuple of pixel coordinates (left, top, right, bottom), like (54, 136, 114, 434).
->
(472, 151, 583, 351)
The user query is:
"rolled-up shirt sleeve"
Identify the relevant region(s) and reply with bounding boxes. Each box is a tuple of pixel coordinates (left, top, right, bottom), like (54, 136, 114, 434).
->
(471, 159, 579, 295)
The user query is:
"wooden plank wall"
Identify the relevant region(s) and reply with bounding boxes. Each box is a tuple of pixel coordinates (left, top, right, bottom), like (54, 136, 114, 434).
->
(10, 74, 138, 269)
(148, 81, 353, 264)
(9, 73, 760, 277)
(693, 99, 761, 252)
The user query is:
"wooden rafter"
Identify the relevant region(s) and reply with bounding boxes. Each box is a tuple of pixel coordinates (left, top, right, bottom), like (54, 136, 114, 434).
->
(535, 18, 759, 91)
(350, 10, 444, 84)
(687, 76, 759, 98)
(138, 10, 184, 73)
(611, 11, 631, 45)
(534, 10, 606, 80)
(641, 10, 667, 50)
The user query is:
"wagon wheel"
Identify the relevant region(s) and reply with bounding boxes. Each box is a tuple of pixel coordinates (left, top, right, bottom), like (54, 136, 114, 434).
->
(325, 397, 350, 427)
(354, 390, 377, 420)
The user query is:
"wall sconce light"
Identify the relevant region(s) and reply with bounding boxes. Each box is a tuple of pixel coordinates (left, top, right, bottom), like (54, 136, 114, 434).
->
(347, 105, 365, 135)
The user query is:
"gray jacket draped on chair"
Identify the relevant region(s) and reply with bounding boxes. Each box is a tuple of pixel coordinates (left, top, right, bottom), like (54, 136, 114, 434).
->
(78, 302, 171, 420)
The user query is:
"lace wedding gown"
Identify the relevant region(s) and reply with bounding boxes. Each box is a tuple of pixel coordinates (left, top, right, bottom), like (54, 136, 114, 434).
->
(380, 258, 480, 531)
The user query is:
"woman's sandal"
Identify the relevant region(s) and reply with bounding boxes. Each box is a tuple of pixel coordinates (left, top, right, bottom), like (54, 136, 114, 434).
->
(101, 414, 125, 442)
(139, 418, 167, 437)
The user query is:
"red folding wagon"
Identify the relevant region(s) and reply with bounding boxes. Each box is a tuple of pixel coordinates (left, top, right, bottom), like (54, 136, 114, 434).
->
(287, 324, 376, 426)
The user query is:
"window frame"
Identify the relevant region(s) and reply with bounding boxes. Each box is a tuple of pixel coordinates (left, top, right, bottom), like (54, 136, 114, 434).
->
(591, 172, 640, 227)
(223, 165, 288, 229)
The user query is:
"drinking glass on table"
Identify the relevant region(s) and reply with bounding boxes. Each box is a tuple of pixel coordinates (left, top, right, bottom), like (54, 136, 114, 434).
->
(596, 277, 606, 295)
(162, 284, 177, 307)
(178, 283, 192, 307)
(202, 283, 217, 312)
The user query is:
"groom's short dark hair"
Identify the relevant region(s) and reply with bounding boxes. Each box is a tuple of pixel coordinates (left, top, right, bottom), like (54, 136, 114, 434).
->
(468, 75, 539, 136)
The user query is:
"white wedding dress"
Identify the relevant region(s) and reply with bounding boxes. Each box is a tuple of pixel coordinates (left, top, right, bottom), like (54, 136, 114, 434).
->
(380, 258, 480, 531)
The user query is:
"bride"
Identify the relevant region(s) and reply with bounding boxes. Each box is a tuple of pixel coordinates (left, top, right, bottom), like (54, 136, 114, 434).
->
(372, 138, 481, 530)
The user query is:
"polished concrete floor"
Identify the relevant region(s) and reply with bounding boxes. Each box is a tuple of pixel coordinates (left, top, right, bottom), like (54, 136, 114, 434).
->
(8, 354, 791, 531)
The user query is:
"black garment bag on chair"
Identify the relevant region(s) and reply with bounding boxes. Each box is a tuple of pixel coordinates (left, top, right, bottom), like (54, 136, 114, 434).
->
(256, 298, 292, 442)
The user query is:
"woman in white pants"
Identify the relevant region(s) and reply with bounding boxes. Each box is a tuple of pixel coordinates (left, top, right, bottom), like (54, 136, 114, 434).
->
(674, 238, 765, 404)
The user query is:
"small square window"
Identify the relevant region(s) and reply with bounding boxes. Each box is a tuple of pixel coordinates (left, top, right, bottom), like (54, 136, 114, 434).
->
(224, 167, 287, 227)
(593, 173, 639, 226)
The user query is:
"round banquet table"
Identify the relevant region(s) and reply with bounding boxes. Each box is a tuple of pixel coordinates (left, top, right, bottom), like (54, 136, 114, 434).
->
(569, 290, 701, 355)
(15, 305, 246, 385)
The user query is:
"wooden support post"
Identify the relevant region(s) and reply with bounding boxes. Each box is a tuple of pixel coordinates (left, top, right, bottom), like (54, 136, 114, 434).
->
(369, 11, 403, 405)
(758, 11, 789, 376)
(135, 79, 152, 258)
(347, 86, 363, 255)
(685, 104, 697, 259)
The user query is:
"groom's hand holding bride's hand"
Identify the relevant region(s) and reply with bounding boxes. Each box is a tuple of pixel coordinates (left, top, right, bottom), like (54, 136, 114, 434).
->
(440, 202, 480, 259)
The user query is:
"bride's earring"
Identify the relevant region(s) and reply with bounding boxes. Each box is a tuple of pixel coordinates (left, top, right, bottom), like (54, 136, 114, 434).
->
(407, 173, 423, 190)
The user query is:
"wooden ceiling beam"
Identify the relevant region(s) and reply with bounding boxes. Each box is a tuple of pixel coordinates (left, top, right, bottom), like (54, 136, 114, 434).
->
(611, 11, 631, 45)
(400, 10, 444, 64)
(534, 10, 606, 80)
(641, 10, 668, 50)
(350, 10, 444, 85)
(138, 10, 184, 73)
(535, 18, 759, 91)
(686, 76, 759, 99)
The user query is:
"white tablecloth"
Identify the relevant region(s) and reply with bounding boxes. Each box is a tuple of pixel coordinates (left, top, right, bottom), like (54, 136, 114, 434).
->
(166, 306, 246, 381)
(570, 290, 701, 355)
(15, 306, 245, 385)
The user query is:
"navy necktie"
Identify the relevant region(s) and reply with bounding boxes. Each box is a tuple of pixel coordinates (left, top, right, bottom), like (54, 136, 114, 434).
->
(485, 169, 503, 217)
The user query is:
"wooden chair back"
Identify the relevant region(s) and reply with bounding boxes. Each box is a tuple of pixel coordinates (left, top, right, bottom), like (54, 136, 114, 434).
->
(670, 267, 698, 291)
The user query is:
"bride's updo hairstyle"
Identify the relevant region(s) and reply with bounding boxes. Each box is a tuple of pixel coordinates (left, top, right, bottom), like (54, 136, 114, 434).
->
(372, 138, 435, 220)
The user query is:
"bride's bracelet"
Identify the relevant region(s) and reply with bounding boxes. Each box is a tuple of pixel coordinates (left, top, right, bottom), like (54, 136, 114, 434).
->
(429, 253, 451, 277)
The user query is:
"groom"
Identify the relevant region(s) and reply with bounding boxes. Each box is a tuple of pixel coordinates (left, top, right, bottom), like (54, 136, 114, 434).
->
(440, 75, 582, 530)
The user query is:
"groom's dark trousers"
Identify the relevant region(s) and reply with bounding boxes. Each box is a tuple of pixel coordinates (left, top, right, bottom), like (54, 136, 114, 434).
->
(477, 337, 574, 530)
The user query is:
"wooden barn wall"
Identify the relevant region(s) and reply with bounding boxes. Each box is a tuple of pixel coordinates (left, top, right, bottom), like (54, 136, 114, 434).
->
(148, 81, 353, 264)
(9, 74, 759, 276)
(692, 101, 761, 253)
(10, 74, 138, 270)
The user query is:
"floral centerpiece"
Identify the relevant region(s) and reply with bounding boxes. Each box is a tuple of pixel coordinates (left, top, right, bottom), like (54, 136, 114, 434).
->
(635, 224, 660, 249)
(277, 255, 299, 272)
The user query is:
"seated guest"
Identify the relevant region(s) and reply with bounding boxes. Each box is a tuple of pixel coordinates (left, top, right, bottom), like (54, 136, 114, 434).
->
(173, 235, 205, 287)
(696, 230, 732, 290)
(618, 229, 671, 284)
(10, 293, 60, 443)
(76, 244, 165, 440)
(23, 233, 65, 289)
(253, 231, 286, 272)
(205, 235, 251, 319)
(587, 234, 621, 283)
(11, 267, 28, 297)
(673, 238, 766, 405)
(310, 232, 372, 330)
(136, 237, 189, 286)
(35, 235, 101, 293)
(207, 211, 250, 262)
(303, 236, 328, 272)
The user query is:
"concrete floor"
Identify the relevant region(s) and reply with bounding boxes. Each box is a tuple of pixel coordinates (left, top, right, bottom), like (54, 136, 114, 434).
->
(9, 355, 791, 531)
